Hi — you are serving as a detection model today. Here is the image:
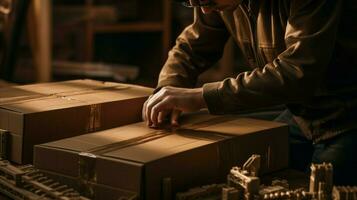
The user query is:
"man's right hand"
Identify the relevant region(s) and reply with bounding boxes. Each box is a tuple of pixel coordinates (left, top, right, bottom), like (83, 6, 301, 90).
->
(142, 86, 207, 128)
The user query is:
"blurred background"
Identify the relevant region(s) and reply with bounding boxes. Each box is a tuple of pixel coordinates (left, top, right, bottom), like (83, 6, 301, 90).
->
(0, 0, 246, 88)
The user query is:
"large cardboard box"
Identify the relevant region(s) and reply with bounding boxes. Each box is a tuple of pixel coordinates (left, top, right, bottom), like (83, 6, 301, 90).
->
(0, 79, 153, 163)
(34, 113, 289, 200)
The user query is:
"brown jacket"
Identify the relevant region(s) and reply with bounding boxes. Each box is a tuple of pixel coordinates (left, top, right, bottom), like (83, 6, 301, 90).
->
(158, 0, 357, 142)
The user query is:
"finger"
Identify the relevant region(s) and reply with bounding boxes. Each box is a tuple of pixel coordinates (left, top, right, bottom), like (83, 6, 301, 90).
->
(151, 97, 173, 127)
(158, 110, 170, 124)
(142, 95, 152, 122)
(171, 109, 182, 127)
(146, 92, 165, 126)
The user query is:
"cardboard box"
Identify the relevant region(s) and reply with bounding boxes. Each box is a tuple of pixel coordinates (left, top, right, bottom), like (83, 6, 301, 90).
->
(0, 79, 153, 163)
(34, 113, 289, 200)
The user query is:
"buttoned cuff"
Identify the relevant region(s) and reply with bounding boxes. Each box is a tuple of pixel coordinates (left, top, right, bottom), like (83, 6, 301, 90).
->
(203, 81, 224, 114)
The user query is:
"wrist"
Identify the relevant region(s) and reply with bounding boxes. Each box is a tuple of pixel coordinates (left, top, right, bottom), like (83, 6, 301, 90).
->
(194, 88, 207, 109)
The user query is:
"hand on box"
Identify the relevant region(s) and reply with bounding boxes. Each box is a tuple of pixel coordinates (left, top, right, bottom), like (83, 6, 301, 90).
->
(142, 86, 207, 128)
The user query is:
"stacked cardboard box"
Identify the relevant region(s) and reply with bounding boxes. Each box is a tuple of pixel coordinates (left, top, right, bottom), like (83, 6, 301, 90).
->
(0, 79, 153, 163)
(34, 113, 289, 200)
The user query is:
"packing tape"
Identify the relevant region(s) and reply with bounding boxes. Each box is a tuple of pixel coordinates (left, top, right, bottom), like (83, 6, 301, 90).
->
(86, 104, 102, 133)
(78, 131, 169, 197)
(0, 84, 129, 106)
(87, 131, 169, 156)
(54, 85, 129, 99)
(85, 115, 236, 156)
(78, 152, 97, 198)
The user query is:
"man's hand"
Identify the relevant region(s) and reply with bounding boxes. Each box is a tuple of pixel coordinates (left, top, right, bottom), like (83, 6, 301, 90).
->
(142, 86, 207, 128)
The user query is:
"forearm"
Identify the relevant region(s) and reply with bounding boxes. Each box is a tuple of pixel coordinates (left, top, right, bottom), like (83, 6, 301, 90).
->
(203, 0, 343, 114)
(158, 8, 229, 89)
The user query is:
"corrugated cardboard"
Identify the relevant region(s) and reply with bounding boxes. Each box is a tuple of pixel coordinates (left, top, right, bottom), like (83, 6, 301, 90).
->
(34, 113, 289, 200)
(0, 79, 153, 163)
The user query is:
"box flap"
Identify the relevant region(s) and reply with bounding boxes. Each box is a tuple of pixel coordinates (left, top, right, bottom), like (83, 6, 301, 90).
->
(41, 123, 154, 152)
(104, 133, 218, 163)
(196, 117, 285, 135)
(0, 80, 152, 113)
(103, 117, 285, 162)
(0, 79, 101, 103)
(38, 114, 286, 163)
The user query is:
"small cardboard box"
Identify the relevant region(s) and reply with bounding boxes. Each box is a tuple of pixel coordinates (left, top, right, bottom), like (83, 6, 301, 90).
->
(0, 79, 153, 163)
(34, 113, 289, 200)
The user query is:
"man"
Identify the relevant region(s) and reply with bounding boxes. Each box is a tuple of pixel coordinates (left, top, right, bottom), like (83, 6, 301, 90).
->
(143, 0, 357, 184)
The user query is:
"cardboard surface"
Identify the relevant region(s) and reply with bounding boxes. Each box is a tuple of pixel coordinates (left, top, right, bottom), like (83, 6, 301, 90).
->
(0, 79, 153, 163)
(34, 113, 289, 200)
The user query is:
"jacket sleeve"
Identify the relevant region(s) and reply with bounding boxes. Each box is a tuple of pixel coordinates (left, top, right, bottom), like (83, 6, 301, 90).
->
(203, 0, 343, 114)
(157, 8, 229, 89)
